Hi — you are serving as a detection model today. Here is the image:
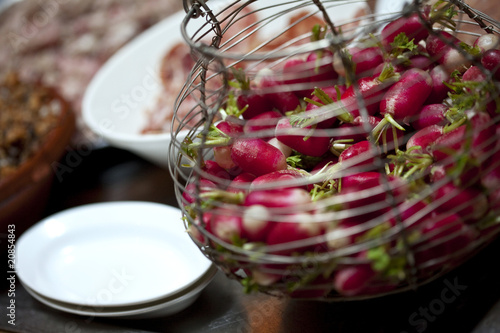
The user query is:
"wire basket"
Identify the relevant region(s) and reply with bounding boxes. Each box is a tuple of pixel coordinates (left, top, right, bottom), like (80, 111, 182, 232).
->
(168, 0, 500, 300)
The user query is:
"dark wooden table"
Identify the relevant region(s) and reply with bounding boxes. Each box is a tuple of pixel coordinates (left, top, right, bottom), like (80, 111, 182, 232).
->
(2, 147, 500, 333)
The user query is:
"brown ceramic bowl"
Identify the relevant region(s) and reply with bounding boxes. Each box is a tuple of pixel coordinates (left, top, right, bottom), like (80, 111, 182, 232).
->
(0, 84, 76, 236)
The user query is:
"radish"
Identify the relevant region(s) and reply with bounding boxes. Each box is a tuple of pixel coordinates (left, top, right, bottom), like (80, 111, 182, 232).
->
(244, 188, 312, 208)
(408, 55, 434, 71)
(481, 49, 500, 81)
(205, 208, 244, 244)
(212, 120, 244, 170)
(306, 49, 338, 84)
(250, 169, 307, 190)
(275, 117, 332, 157)
(432, 182, 489, 223)
(242, 205, 274, 242)
(474, 33, 500, 53)
(406, 124, 444, 155)
(243, 110, 282, 139)
(267, 137, 293, 158)
(304, 85, 344, 128)
(380, 12, 430, 51)
(333, 264, 377, 296)
(230, 138, 288, 176)
(334, 116, 381, 143)
(338, 140, 381, 169)
(260, 74, 301, 113)
(481, 150, 500, 193)
(413, 212, 477, 269)
(425, 65, 452, 105)
(227, 172, 256, 193)
(412, 104, 448, 130)
(182, 179, 217, 205)
(343, 46, 384, 78)
(430, 112, 496, 164)
(426, 30, 472, 73)
(233, 69, 272, 120)
(201, 160, 232, 182)
(266, 214, 325, 255)
(378, 68, 433, 128)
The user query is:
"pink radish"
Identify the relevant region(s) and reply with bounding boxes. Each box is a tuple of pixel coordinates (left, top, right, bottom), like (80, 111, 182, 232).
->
(413, 213, 477, 268)
(306, 49, 338, 84)
(349, 46, 384, 77)
(266, 215, 325, 255)
(432, 182, 489, 223)
(244, 188, 312, 208)
(213, 120, 244, 169)
(474, 33, 500, 53)
(333, 264, 377, 296)
(242, 205, 274, 242)
(233, 70, 272, 120)
(243, 110, 282, 139)
(250, 169, 307, 190)
(379, 68, 433, 125)
(275, 117, 332, 157)
(425, 65, 452, 105)
(227, 172, 256, 193)
(481, 49, 500, 80)
(230, 138, 288, 176)
(334, 116, 381, 142)
(205, 208, 244, 244)
(426, 30, 472, 73)
(430, 112, 496, 164)
(380, 12, 430, 51)
(412, 104, 448, 130)
(182, 179, 217, 205)
(408, 55, 434, 71)
(338, 140, 380, 169)
(260, 75, 301, 113)
(201, 160, 232, 182)
(304, 85, 344, 128)
(406, 124, 444, 154)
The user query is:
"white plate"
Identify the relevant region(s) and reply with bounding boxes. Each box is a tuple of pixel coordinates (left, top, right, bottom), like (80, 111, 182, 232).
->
(22, 265, 218, 318)
(16, 202, 213, 307)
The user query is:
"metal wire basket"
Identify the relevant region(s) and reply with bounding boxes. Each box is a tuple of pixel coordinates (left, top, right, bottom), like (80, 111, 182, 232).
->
(168, 0, 500, 300)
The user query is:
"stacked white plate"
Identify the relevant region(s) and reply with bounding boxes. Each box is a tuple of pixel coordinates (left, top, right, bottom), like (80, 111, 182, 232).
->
(16, 201, 216, 319)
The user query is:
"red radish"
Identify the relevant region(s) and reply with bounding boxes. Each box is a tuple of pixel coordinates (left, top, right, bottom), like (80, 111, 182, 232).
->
(350, 46, 384, 77)
(250, 169, 307, 190)
(266, 214, 325, 255)
(206, 208, 244, 244)
(389, 199, 432, 230)
(474, 33, 500, 53)
(413, 213, 477, 268)
(182, 179, 217, 204)
(238, 91, 271, 120)
(406, 124, 444, 154)
(275, 117, 331, 157)
(338, 140, 380, 169)
(481, 49, 500, 80)
(305, 85, 345, 128)
(230, 138, 288, 176)
(426, 30, 471, 73)
(481, 150, 500, 193)
(244, 188, 312, 208)
(243, 110, 282, 139)
(432, 182, 489, 223)
(430, 161, 481, 189)
(242, 205, 274, 242)
(340, 73, 395, 118)
(408, 55, 434, 71)
(227, 172, 256, 193)
(380, 12, 430, 51)
(379, 68, 433, 125)
(213, 120, 244, 169)
(282, 58, 314, 97)
(333, 264, 377, 296)
(201, 160, 232, 182)
(412, 104, 448, 130)
(260, 74, 301, 113)
(311, 156, 339, 175)
(462, 65, 487, 83)
(430, 112, 496, 163)
(425, 65, 452, 104)
(335, 116, 381, 142)
(306, 49, 338, 84)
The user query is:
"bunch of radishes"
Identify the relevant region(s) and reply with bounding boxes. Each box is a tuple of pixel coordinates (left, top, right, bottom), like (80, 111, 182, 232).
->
(178, 2, 500, 299)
